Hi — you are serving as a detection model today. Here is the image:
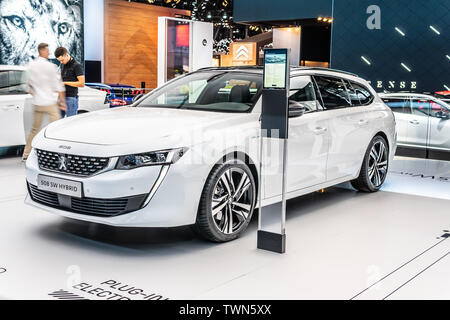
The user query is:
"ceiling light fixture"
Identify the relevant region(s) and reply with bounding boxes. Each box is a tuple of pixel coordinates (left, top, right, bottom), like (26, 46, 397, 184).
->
(401, 63, 412, 72)
(361, 56, 371, 65)
(430, 25, 441, 35)
(395, 27, 405, 36)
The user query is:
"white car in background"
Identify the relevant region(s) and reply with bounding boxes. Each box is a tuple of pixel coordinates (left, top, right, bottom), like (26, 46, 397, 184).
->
(25, 67, 396, 242)
(380, 93, 450, 160)
(0, 65, 109, 148)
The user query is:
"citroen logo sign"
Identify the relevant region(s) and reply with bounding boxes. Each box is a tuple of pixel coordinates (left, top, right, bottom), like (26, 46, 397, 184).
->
(58, 155, 68, 171)
(235, 45, 249, 60)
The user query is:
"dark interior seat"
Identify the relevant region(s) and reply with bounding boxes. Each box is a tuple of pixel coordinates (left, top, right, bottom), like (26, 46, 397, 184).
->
(229, 85, 251, 103)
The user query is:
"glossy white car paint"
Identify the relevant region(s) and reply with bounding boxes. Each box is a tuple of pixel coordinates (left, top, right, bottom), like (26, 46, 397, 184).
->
(380, 93, 450, 152)
(23, 86, 110, 137)
(0, 65, 109, 148)
(25, 68, 396, 228)
(0, 65, 31, 147)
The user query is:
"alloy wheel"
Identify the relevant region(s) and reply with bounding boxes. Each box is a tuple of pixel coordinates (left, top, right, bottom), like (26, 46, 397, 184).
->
(368, 141, 388, 187)
(211, 168, 254, 235)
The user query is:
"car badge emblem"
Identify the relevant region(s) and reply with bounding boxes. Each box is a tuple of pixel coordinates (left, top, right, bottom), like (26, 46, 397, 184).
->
(58, 155, 68, 171)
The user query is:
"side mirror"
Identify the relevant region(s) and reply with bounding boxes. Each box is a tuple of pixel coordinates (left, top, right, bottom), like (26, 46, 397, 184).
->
(288, 100, 306, 118)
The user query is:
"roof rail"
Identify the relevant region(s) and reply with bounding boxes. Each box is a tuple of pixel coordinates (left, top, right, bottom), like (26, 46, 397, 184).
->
(195, 66, 358, 77)
(291, 67, 358, 77)
(196, 66, 263, 71)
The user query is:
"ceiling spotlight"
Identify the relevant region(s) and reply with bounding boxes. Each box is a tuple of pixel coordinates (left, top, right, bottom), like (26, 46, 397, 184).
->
(323, 18, 328, 22)
(318, 17, 323, 21)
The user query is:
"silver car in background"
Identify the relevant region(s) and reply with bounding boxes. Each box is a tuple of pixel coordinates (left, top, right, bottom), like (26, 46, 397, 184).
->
(380, 93, 450, 160)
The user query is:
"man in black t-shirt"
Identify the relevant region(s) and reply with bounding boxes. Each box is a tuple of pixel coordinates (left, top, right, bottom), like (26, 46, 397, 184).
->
(55, 47, 85, 117)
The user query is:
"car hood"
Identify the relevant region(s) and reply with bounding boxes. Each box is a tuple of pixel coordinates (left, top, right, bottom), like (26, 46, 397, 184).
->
(44, 107, 257, 148)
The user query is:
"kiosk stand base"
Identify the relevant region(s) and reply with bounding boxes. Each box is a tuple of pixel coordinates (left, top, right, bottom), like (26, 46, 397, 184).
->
(257, 230, 286, 254)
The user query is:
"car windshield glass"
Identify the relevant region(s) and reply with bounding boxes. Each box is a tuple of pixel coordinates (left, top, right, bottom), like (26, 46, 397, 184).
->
(136, 71, 263, 112)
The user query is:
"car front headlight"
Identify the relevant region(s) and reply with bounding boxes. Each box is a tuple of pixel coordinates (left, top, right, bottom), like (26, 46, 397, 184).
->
(116, 148, 188, 170)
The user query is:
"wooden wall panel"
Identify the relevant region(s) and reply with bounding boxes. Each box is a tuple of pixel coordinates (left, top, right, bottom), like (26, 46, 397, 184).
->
(104, 0, 190, 88)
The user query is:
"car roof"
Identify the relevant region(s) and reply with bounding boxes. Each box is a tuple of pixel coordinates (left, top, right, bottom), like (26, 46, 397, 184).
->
(86, 83, 112, 89)
(193, 66, 374, 94)
(197, 66, 358, 77)
(107, 83, 135, 88)
(379, 92, 437, 99)
(0, 65, 26, 71)
(195, 66, 369, 86)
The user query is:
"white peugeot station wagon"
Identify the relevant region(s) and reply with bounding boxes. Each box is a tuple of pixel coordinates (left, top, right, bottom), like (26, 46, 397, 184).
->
(25, 67, 396, 242)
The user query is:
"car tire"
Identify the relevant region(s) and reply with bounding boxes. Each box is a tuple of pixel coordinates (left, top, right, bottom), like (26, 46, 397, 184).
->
(351, 135, 389, 193)
(193, 158, 256, 242)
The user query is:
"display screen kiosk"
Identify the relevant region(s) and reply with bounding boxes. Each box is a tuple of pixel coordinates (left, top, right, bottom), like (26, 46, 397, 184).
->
(258, 48, 290, 254)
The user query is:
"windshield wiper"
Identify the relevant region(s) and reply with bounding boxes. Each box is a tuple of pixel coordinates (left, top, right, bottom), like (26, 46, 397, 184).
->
(176, 95, 190, 109)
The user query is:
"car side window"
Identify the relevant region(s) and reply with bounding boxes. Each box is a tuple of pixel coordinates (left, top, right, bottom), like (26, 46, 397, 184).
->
(289, 76, 318, 113)
(8, 71, 27, 94)
(429, 100, 450, 119)
(0, 70, 27, 95)
(343, 80, 361, 106)
(313, 76, 352, 110)
(382, 98, 412, 114)
(0, 71, 8, 95)
(350, 81, 374, 106)
(411, 99, 430, 116)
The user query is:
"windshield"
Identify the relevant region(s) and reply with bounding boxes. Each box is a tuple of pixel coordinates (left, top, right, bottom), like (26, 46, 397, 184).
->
(137, 71, 263, 113)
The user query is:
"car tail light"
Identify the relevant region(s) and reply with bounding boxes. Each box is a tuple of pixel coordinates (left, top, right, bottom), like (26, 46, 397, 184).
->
(110, 99, 127, 106)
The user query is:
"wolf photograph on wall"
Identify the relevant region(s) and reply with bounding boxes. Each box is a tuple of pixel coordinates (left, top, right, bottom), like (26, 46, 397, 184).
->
(0, 0, 84, 65)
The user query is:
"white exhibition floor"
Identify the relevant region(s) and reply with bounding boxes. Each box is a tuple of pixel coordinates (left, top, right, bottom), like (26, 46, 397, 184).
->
(0, 156, 449, 300)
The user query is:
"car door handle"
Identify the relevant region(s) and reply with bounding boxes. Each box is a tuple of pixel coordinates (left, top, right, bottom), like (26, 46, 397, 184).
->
(358, 119, 369, 126)
(313, 127, 328, 135)
(409, 120, 420, 125)
(2, 105, 18, 110)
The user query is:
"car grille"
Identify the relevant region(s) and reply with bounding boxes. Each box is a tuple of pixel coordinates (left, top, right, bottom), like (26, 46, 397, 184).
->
(36, 149, 110, 177)
(28, 183, 147, 217)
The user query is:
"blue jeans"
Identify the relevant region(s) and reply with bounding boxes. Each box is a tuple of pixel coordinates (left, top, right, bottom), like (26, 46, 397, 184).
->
(61, 97, 79, 117)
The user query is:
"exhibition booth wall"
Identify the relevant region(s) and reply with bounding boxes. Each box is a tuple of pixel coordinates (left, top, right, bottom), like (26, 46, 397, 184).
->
(234, 0, 450, 93)
(0, 0, 190, 89)
(103, 0, 190, 89)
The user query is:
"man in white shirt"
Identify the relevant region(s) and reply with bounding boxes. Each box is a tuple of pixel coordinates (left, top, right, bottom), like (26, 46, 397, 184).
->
(22, 43, 67, 160)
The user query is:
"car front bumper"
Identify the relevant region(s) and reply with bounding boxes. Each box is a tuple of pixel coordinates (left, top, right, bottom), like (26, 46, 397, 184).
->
(25, 149, 208, 227)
